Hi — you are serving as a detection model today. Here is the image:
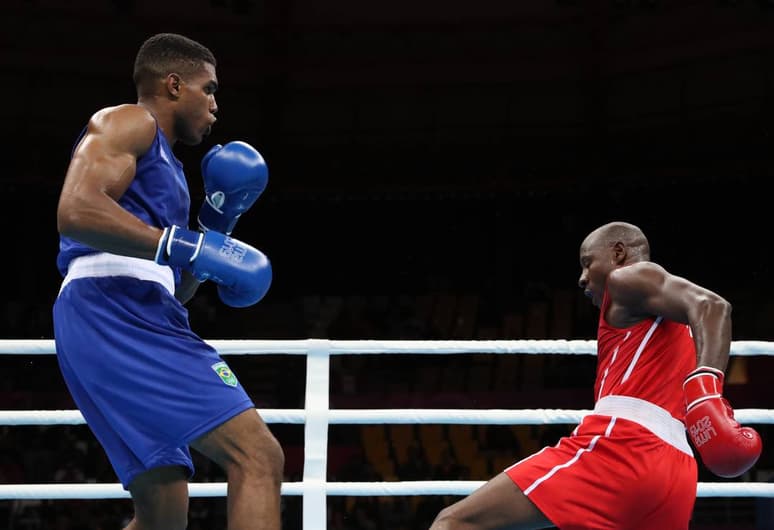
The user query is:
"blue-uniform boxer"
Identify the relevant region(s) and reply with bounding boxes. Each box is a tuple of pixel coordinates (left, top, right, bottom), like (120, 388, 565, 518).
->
(54, 122, 271, 489)
(55, 33, 282, 529)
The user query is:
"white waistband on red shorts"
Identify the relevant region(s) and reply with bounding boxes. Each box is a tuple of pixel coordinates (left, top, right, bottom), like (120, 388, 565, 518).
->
(60, 252, 175, 297)
(592, 395, 693, 456)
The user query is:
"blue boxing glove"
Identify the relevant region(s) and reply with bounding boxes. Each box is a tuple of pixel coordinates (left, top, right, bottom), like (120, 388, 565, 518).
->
(155, 225, 272, 307)
(198, 141, 268, 235)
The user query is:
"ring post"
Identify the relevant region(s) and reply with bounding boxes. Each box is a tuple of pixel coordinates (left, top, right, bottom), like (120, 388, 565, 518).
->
(302, 339, 331, 530)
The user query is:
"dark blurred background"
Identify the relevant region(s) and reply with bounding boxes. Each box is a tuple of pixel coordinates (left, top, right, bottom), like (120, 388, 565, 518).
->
(1, 0, 773, 528)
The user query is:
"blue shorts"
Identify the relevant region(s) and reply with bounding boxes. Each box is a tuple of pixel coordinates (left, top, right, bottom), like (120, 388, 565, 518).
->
(53, 276, 255, 489)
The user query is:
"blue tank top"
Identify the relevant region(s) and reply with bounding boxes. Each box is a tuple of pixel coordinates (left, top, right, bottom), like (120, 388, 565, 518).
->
(57, 119, 191, 285)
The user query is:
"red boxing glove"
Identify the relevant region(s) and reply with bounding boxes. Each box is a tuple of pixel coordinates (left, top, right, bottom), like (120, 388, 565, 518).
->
(683, 366, 762, 478)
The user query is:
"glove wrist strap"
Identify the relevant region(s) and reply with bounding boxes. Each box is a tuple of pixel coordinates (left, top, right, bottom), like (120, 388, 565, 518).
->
(154, 227, 171, 265)
(155, 226, 204, 268)
(684, 366, 725, 411)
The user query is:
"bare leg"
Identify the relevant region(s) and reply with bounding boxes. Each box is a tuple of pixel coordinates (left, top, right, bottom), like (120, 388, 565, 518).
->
(123, 465, 189, 530)
(191, 408, 284, 530)
(430, 473, 554, 530)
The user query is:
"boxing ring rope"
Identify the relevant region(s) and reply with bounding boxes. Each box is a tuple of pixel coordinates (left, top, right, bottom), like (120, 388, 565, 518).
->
(1, 339, 773, 529)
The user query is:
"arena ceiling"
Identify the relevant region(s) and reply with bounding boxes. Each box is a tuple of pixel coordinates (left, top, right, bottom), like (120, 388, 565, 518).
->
(3, 0, 774, 194)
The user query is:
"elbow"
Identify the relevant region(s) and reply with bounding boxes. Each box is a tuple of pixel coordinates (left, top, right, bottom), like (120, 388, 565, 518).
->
(698, 294, 732, 323)
(57, 212, 74, 239)
(57, 204, 78, 239)
(715, 296, 732, 319)
(57, 196, 91, 240)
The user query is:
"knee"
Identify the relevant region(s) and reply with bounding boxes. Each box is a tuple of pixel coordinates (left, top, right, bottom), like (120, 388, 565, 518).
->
(260, 430, 285, 483)
(430, 506, 460, 530)
(236, 429, 285, 484)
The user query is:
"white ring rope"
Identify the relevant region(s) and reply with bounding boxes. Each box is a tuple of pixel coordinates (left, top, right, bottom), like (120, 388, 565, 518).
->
(3, 338, 774, 356)
(1, 481, 772, 500)
(2, 338, 772, 525)
(2, 408, 773, 426)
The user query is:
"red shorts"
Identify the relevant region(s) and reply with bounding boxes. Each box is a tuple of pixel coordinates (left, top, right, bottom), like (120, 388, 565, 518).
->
(505, 414, 697, 530)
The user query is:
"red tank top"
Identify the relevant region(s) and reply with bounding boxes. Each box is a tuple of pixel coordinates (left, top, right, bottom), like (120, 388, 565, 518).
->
(595, 289, 697, 422)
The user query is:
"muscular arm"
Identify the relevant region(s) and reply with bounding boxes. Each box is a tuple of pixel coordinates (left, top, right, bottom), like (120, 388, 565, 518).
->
(58, 104, 203, 303)
(57, 104, 163, 258)
(607, 262, 732, 371)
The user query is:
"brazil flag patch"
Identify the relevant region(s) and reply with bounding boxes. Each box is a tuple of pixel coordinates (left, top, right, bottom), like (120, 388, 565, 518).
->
(211, 361, 238, 387)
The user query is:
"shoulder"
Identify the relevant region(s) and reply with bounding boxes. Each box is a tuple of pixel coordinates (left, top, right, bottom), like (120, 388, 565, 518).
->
(609, 261, 667, 284)
(607, 261, 669, 299)
(85, 104, 157, 156)
(89, 104, 156, 132)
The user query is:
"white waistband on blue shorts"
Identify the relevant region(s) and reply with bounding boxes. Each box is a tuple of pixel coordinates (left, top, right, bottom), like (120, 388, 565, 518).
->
(592, 395, 693, 456)
(60, 253, 175, 297)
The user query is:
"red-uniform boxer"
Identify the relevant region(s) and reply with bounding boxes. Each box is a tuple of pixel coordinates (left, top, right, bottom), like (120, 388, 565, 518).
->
(430, 221, 762, 530)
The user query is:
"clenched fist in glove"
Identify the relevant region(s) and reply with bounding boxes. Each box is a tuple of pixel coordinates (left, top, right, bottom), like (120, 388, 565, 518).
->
(198, 141, 268, 235)
(155, 225, 272, 308)
(683, 366, 762, 478)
